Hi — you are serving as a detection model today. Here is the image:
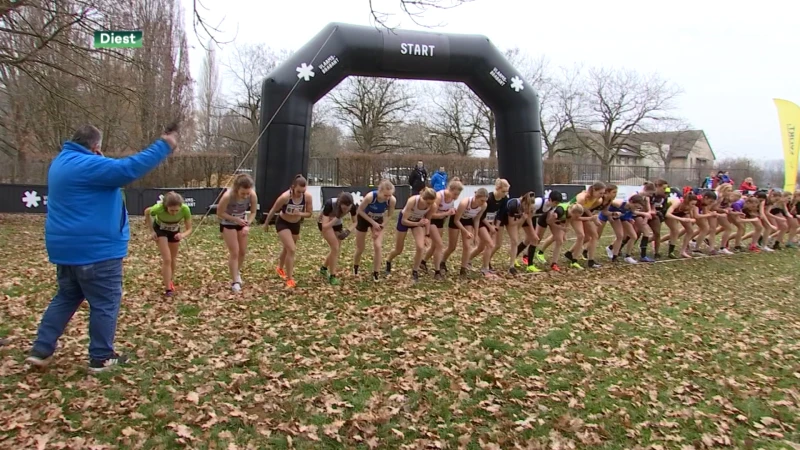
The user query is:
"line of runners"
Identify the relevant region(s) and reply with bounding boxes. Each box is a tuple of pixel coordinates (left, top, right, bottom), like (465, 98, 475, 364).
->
(145, 174, 799, 294)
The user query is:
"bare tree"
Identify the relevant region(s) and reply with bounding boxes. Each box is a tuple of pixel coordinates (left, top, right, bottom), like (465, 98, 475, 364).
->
(630, 118, 696, 168)
(563, 66, 683, 176)
(195, 41, 222, 152)
(426, 83, 481, 156)
(225, 43, 289, 137)
(329, 77, 414, 154)
(368, 0, 474, 29)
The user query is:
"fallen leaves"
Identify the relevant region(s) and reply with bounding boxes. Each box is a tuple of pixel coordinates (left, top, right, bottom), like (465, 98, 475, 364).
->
(0, 215, 799, 448)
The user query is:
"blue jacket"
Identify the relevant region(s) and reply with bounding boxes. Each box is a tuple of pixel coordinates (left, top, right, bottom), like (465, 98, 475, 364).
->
(431, 170, 448, 191)
(45, 139, 173, 265)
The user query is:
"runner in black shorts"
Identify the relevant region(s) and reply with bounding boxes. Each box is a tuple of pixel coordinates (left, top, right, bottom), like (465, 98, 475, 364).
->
(264, 174, 313, 289)
(472, 178, 509, 273)
(353, 180, 397, 282)
(425, 178, 463, 278)
(144, 191, 193, 296)
(317, 192, 357, 285)
(217, 174, 258, 292)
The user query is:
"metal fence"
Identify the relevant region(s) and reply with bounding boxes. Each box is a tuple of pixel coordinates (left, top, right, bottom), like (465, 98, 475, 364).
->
(0, 153, 755, 189)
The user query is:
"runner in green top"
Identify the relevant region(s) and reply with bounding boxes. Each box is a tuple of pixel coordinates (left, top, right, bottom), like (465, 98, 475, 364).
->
(144, 191, 193, 297)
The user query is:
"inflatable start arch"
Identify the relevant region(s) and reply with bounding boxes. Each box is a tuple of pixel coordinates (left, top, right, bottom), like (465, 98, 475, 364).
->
(256, 22, 543, 214)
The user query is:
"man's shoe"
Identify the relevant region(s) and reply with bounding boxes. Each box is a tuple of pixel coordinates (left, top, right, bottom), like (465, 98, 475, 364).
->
(25, 349, 53, 368)
(89, 353, 129, 373)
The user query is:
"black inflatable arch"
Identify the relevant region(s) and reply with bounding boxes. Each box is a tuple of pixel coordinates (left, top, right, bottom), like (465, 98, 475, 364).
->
(257, 22, 542, 214)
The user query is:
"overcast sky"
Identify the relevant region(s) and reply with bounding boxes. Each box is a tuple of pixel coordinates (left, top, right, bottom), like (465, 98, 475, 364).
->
(180, 0, 800, 162)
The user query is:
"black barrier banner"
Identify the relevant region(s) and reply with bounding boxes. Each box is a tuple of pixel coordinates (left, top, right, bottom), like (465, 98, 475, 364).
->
(140, 188, 225, 216)
(0, 184, 49, 213)
(544, 184, 585, 202)
(321, 185, 412, 212)
(0, 185, 227, 216)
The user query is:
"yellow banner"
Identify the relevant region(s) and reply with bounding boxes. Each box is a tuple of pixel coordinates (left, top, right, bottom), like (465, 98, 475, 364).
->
(774, 99, 800, 192)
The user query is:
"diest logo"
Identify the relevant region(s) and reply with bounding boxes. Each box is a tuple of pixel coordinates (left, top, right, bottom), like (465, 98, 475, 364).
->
(94, 30, 143, 49)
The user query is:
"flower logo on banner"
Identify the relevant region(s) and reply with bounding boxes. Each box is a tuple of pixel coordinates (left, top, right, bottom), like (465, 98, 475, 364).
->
(350, 191, 364, 206)
(296, 63, 315, 82)
(22, 191, 41, 208)
(510, 76, 524, 92)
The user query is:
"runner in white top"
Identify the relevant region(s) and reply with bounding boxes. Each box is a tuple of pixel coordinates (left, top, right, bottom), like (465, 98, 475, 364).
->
(385, 188, 437, 283)
(425, 178, 463, 279)
(448, 188, 489, 278)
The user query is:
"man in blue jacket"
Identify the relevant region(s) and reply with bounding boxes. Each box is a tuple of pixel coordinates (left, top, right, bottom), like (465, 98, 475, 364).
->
(26, 124, 177, 372)
(431, 166, 448, 191)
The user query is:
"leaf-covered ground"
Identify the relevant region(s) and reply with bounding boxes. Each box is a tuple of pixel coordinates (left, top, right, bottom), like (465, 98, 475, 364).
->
(1, 214, 799, 450)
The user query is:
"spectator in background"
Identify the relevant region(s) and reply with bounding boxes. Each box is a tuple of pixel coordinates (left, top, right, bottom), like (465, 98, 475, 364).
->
(739, 177, 757, 193)
(719, 171, 732, 185)
(703, 171, 715, 189)
(408, 160, 428, 194)
(26, 124, 178, 372)
(431, 166, 448, 191)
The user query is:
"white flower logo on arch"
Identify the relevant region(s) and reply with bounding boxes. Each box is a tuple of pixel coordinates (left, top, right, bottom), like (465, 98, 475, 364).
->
(510, 76, 524, 92)
(22, 190, 41, 208)
(350, 191, 364, 206)
(296, 63, 315, 81)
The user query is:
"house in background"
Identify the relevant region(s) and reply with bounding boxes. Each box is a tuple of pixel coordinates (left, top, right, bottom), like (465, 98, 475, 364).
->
(543, 128, 716, 185)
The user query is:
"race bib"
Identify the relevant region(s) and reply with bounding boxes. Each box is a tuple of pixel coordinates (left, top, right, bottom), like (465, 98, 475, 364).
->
(486, 212, 497, 222)
(286, 204, 304, 213)
(368, 211, 384, 219)
(159, 222, 180, 232)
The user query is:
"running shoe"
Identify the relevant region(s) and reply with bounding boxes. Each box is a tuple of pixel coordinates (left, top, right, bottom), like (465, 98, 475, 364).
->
(285, 279, 296, 289)
(535, 252, 547, 263)
(372, 272, 380, 282)
(587, 261, 601, 268)
(624, 256, 638, 264)
(165, 289, 174, 297)
(385, 261, 392, 275)
(639, 256, 655, 263)
(329, 275, 340, 286)
(605, 246, 614, 260)
(232, 282, 242, 293)
(521, 256, 528, 266)
(667, 252, 677, 259)
(719, 248, 734, 255)
(749, 244, 760, 252)
(320, 266, 328, 277)
(440, 262, 449, 273)
(550, 263, 561, 272)
(433, 271, 444, 281)
(419, 260, 428, 273)
(526, 264, 541, 273)
(762, 246, 775, 252)
(276, 267, 287, 279)
(169, 281, 175, 291)
(569, 261, 583, 269)
(412, 270, 419, 283)
(508, 267, 518, 275)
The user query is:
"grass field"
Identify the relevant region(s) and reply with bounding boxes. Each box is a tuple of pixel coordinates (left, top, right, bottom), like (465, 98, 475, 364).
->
(1, 213, 799, 449)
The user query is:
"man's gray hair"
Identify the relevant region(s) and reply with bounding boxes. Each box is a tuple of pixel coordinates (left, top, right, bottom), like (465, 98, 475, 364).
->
(71, 124, 102, 149)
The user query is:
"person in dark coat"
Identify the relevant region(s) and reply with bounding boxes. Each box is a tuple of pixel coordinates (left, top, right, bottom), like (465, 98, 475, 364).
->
(408, 160, 428, 194)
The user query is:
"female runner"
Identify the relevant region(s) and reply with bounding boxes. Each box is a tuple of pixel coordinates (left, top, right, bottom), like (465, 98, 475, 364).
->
(144, 191, 193, 296)
(470, 179, 510, 272)
(450, 188, 489, 278)
(501, 193, 535, 274)
(217, 174, 258, 292)
(545, 198, 584, 271)
(424, 178, 463, 279)
(664, 192, 698, 258)
(264, 175, 314, 289)
(317, 192, 357, 285)
(525, 191, 563, 268)
(353, 180, 397, 282)
(385, 187, 436, 283)
(600, 194, 647, 263)
(567, 182, 606, 268)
